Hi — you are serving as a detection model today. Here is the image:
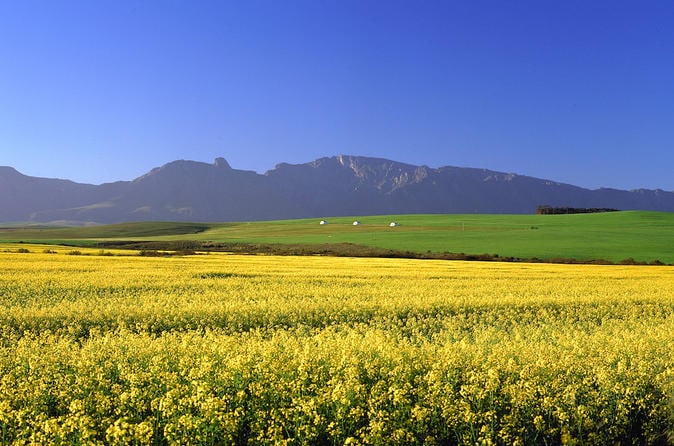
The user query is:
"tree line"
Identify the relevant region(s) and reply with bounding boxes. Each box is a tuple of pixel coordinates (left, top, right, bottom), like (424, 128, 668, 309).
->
(535, 206, 620, 215)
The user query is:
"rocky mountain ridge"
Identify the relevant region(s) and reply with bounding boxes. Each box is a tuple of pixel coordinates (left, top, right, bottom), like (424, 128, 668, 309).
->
(1, 155, 673, 223)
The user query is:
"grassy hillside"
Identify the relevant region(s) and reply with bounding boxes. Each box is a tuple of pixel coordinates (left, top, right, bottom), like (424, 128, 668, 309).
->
(0, 221, 209, 239)
(1, 211, 672, 263)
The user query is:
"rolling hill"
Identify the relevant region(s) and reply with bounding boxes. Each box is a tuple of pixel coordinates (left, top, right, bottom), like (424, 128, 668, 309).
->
(1, 212, 672, 264)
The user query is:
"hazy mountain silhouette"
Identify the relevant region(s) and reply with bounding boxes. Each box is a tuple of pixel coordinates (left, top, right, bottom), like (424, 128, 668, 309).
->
(1, 155, 673, 223)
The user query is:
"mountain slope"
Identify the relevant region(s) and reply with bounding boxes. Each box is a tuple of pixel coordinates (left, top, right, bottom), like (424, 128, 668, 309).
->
(1, 156, 673, 223)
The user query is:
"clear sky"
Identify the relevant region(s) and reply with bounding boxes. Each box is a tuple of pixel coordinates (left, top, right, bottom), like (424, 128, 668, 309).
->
(1, 0, 673, 190)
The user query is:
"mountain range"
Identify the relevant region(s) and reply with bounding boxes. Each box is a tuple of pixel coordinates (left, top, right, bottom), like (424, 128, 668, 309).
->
(1, 155, 673, 224)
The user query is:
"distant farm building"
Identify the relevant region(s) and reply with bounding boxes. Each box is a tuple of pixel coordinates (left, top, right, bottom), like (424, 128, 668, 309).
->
(389, 222, 398, 227)
(352, 221, 360, 226)
(319, 220, 328, 225)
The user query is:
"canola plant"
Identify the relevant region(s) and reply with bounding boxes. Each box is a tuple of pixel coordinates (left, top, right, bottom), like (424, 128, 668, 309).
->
(0, 248, 673, 444)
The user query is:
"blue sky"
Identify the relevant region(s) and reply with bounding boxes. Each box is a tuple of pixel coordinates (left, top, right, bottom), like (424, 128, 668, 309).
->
(1, 0, 673, 190)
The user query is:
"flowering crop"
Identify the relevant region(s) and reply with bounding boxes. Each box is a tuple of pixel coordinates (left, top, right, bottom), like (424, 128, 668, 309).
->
(0, 248, 673, 444)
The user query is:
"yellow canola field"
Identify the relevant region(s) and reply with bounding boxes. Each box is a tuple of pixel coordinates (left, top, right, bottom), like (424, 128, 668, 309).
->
(1, 249, 673, 445)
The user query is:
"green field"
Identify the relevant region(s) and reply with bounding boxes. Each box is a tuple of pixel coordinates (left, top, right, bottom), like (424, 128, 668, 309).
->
(1, 211, 673, 263)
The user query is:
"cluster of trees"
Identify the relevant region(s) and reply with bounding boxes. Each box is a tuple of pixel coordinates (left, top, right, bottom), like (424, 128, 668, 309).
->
(535, 206, 620, 215)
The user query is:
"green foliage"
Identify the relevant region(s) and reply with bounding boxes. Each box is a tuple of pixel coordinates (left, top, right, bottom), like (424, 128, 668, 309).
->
(1, 211, 673, 263)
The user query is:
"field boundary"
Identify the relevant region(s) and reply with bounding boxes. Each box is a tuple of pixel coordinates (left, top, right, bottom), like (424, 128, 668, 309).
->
(91, 240, 672, 266)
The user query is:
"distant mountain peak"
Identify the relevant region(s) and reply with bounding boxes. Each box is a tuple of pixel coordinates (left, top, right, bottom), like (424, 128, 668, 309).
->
(1, 155, 673, 223)
(134, 159, 214, 182)
(0, 166, 21, 177)
(214, 157, 231, 169)
(335, 154, 416, 168)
